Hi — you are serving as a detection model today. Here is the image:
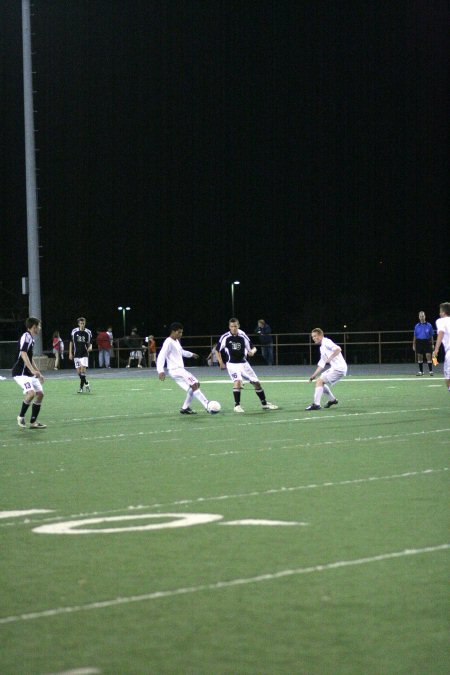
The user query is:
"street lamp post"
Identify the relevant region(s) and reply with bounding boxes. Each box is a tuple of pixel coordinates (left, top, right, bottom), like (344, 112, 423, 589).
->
(230, 281, 240, 316)
(118, 306, 131, 336)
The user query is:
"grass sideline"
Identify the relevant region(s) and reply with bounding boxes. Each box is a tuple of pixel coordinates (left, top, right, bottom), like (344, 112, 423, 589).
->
(0, 369, 449, 674)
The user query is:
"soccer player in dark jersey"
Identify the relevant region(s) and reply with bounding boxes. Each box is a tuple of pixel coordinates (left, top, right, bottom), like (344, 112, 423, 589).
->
(69, 317, 93, 393)
(12, 317, 47, 428)
(215, 318, 278, 413)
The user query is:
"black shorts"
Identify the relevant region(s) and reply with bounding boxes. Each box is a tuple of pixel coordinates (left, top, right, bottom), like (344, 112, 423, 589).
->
(415, 339, 432, 355)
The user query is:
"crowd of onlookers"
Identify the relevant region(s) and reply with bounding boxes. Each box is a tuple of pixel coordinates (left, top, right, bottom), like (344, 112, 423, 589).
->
(51, 326, 157, 370)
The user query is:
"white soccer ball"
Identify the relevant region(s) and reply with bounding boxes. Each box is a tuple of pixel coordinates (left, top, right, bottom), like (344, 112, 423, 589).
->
(207, 400, 221, 414)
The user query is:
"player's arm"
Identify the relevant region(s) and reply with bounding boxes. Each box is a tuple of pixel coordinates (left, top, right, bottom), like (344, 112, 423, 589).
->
(326, 346, 342, 363)
(215, 348, 226, 369)
(309, 365, 323, 382)
(21, 351, 43, 381)
(433, 331, 444, 357)
(156, 340, 169, 379)
(412, 332, 416, 350)
(68, 338, 73, 360)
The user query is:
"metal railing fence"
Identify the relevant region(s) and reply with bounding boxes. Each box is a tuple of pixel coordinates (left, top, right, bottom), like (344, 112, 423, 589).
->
(0, 330, 421, 369)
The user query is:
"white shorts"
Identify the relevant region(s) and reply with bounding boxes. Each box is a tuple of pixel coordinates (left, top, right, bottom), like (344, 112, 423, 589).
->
(168, 367, 199, 392)
(14, 375, 43, 395)
(74, 357, 89, 369)
(443, 350, 450, 380)
(226, 361, 259, 384)
(321, 367, 347, 386)
(130, 350, 143, 359)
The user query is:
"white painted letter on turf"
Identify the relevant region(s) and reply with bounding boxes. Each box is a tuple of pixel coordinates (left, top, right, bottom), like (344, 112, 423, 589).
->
(33, 513, 223, 534)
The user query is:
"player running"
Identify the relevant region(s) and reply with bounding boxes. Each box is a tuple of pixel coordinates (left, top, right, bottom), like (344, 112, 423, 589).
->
(306, 328, 348, 410)
(215, 318, 278, 413)
(432, 302, 450, 392)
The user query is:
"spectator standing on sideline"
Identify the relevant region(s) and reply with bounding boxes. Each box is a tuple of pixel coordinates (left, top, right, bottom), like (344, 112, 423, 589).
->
(255, 319, 274, 365)
(126, 328, 143, 368)
(13, 317, 47, 428)
(52, 330, 64, 370)
(96, 328, 112, 368)
(432, 302, 450, 392)
(306, 328, 347, 410)
(216, 318, 278, 413)
(69, 317, 92, 393)
(413, 311, 434, 376)
(107, 326, 114, 362)
(157, 322, 212, 414)
(144, 334, 157, 367)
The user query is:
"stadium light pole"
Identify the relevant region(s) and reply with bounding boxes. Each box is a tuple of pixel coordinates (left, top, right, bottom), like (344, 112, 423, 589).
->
(231, 281, 240, 316)
(118, 306, 131, 336)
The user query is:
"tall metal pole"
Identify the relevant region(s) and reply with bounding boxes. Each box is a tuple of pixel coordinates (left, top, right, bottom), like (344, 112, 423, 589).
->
(22, 0, 42, 354)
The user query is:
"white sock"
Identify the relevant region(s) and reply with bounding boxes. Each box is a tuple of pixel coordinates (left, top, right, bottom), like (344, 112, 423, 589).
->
(182, 389, 194, 409)
(193, 388, 209, 409)
(323, 384, 335, 401)
(314, 386, 323, 406)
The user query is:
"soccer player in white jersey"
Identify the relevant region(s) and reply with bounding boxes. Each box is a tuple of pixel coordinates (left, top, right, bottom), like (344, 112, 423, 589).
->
(215, 318, 278, 412)
(432, 302, 450, 392)
(12, 317, 47, 428)
(306, 328, 348, 410)
(157, 322, 212, 414)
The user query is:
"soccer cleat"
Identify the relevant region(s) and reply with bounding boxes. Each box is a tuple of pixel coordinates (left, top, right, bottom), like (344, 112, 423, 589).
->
(17, 416, 26, 428)
(324, 399, 338, 409)
(429, 372, 434, 376)
(234, 405, 245, 413)
(30, 421, 47, 429)
(77, 388, 83, 394)
(137, 364, 143, 368)
(85, 384, 91, 393)
(180, 407, 197, 415)
(416, 372, 423, 376)
(262, 402, 279, 410)
(305, 403, 321, 411)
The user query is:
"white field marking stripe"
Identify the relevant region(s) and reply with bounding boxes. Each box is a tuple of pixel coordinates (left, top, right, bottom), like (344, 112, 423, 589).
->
(0, 509, 54, 519)
(280, 428, 450, 451)
(191, 428, 450, 459)
(46, 671, 100, 675)
(200, 377, 438, 384)
(0, 544, 448, 625)
(0, 407, 443, 450)
(0, 468, 446, 530)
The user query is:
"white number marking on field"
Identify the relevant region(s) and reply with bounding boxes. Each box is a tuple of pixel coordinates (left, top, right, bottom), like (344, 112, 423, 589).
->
(33, 512, 223, 534)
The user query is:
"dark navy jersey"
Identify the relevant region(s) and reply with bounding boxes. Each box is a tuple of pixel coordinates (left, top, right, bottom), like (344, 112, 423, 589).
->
(216, 329, 253, 364)
(12, 331, 34, 377)
(71, 327, 92, 358)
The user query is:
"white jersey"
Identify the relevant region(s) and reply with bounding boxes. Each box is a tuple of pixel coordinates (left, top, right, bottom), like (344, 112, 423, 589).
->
(435, 316, 450, 353)
(156, 337, 194, 372)
(318, 337, 347, 372)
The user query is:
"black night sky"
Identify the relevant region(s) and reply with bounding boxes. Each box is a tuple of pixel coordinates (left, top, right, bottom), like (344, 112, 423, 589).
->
(1, 0, 449, 342)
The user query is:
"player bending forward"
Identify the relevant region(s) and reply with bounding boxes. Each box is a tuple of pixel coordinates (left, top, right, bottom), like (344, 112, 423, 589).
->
(157, 322, 214, 414)
(306, 328, 347, 410)
(215, 318, 278, 413)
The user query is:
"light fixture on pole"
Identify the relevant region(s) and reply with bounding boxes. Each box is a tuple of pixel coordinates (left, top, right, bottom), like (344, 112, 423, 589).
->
(231, 281, 240, 316)
(118, 306, 131, 336)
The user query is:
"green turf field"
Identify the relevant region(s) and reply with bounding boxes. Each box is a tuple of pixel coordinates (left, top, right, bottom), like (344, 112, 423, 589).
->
(0, 370, 448, 674)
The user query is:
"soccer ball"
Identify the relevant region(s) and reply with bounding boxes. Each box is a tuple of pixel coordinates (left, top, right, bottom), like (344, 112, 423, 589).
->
(207, 400, 221, 414)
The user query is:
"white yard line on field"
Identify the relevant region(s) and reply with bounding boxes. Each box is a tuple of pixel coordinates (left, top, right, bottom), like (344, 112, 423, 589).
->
(0, 407, 444, 450)
(0, 544, 448, 625)
(0, 467, 446, 529)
